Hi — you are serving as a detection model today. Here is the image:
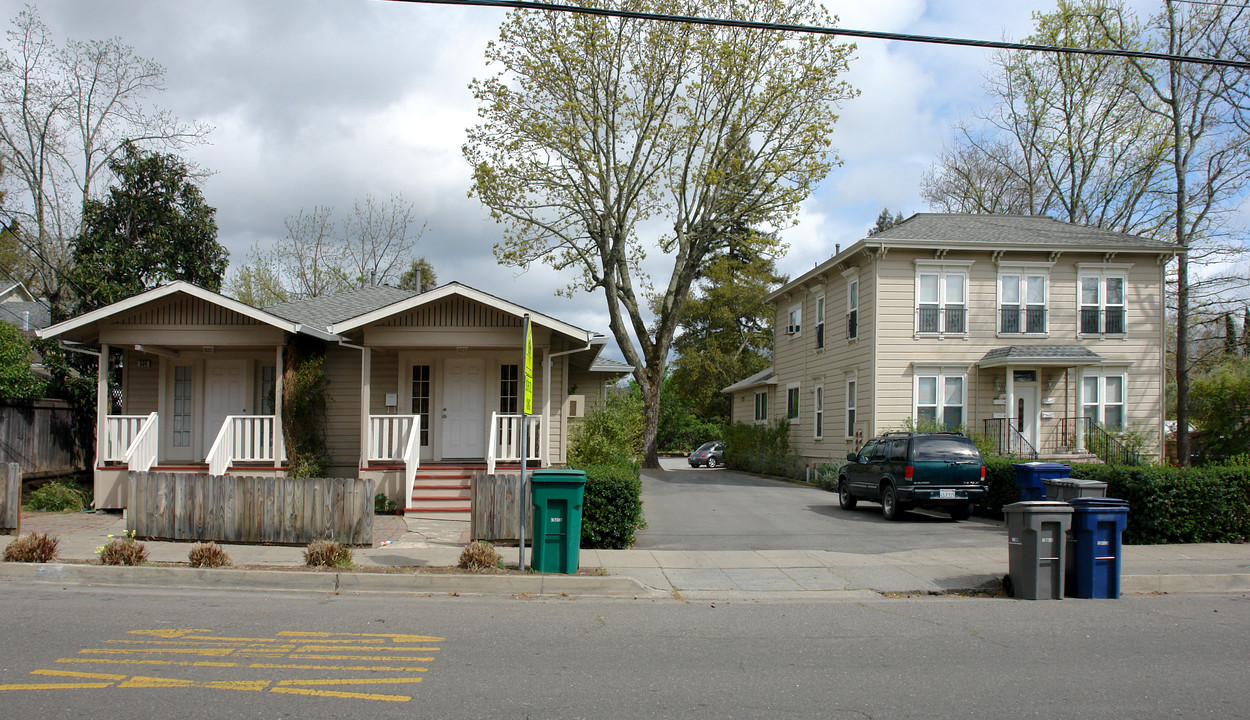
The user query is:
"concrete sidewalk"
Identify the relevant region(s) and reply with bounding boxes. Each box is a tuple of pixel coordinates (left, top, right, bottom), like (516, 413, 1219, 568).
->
(3, 511, 1249, 599)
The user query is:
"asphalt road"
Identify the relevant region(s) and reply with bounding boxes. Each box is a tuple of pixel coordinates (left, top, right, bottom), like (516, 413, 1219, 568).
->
(2, 584, 1248, 719)
(639, 459, 1003, 553)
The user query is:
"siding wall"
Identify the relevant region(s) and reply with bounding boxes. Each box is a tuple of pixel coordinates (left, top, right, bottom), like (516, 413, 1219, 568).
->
(322, 345, 362, 477)
(122, 349, 159, 415)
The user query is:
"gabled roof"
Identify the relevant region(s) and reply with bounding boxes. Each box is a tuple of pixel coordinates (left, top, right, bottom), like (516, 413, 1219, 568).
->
(265, 285, 418, 329)
(328, 281, 593, 342)
(0, 299, 50, 331)
(769, 213, 1180, 304)
(722, 366, 776, 394)
(37, 281, 338, 342)
(978, 345, 1105, 368)
(589, 357, 633, 374)
(0, 281, 36, 303)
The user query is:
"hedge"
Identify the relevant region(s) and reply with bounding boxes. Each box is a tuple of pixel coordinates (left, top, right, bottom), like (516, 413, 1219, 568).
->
(979, 457, 1250, 545)
(723, 421, 807, 482)
(573, 462, 646, 549)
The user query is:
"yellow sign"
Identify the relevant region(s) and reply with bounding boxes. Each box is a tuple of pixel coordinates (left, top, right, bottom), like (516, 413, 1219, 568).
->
(523, 318, 533, 415)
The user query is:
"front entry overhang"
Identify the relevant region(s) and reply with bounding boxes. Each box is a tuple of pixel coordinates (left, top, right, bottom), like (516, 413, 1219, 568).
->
(977, 345, 1105, 368)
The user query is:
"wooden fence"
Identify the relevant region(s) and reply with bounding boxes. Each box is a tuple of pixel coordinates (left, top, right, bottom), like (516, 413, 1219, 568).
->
(1, 462, 19, 535)
(0, 399, 87, 479)
(470, 472, 533, 543)
(127, 472, 373, 546)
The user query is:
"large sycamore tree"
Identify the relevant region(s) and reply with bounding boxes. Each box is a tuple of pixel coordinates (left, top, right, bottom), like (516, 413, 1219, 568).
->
(465, 0, 855, 467)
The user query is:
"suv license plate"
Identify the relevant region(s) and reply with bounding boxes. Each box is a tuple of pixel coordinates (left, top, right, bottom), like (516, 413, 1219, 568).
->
(939, 489, 956, 499)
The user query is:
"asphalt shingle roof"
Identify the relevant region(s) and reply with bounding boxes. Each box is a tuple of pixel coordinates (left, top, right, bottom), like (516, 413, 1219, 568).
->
(980, 345, 1105, 363)
(722, 366, 776, 393)
(0, 300, 51, 331)
(870, 213, 1177, 250)
(264, 285, 418, 330)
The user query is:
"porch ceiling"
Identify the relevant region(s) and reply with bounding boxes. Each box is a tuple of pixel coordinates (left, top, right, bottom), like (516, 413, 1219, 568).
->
(978, 345, 1105, 368)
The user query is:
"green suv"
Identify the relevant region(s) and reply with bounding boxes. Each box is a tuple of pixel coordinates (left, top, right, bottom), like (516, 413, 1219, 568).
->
(836, 432, 987, 521)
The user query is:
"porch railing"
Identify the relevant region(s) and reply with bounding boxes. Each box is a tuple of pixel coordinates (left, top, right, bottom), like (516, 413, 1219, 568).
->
(105, 415, 149, 462)
(367, 414, 422, 505)
(206, 415, 280, 477)
(1081, 417, 1141, 466)
(488, 412, 542, 475)
(982, 418, 1038, 459)
(122, 412, 159, 472)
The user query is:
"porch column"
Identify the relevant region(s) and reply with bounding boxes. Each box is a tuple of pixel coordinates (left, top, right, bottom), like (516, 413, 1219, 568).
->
(1005, 366, 1015, 433)
(542, 346, 551, 467)
(96, 343, 109, 469)
(1075, 369, 1086, 452)
(273, 344, 285, 468)
(359, 347, 371, 469)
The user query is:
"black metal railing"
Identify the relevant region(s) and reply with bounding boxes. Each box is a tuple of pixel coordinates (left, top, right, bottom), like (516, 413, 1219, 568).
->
(1080, 307, 1126, 334)
(1000, 305, 1047, 334)
(1081, 417, 1141, 466)
(917, 305, 966, 334)
(846, 310, 857, 340)
(983, 418, 1039, 459)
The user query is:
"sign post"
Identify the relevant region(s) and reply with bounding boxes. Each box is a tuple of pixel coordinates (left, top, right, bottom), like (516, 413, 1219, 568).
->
(519, 315, 533, 570)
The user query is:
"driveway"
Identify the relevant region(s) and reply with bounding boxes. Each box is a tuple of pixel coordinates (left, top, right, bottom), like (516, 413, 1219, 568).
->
(635, 458, 1003, 554)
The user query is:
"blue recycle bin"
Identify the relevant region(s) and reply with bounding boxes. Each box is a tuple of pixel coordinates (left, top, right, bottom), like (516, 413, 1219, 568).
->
(1013, 462, 1072, 502)
(1067, 497, 1130, 599)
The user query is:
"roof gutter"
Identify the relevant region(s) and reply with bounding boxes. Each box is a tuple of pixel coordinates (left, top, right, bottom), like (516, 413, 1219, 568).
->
(296, 323, 340, 342)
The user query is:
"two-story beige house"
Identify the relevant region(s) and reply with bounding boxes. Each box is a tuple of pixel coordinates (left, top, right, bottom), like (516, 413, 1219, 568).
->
(724, 214, 1178, 466)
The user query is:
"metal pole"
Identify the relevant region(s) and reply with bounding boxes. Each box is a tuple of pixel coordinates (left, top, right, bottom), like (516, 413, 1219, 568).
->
(518, 410, 527, 571)
(519, 314, 531, 571)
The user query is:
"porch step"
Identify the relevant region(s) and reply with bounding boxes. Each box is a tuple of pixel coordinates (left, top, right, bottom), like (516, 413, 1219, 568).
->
(1040, 451, 1104, 464)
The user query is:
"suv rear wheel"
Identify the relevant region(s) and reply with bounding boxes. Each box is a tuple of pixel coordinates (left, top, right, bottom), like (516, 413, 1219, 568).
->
(880, 483, 902, 521)
(837, 479, 857, 510)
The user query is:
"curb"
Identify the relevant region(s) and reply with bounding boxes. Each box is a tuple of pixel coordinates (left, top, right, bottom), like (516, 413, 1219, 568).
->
(1121, 573, 1250, 595)
(0, 563, 659, 598)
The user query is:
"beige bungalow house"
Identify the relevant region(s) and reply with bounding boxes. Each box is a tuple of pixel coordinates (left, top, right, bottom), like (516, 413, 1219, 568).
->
(724, 214, 1180, 467)
(38, 281, 626, 513)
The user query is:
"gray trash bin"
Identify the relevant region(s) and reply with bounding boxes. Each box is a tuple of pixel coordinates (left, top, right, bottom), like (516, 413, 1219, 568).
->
(1044, 477, 1108, 502)
(1003, 501, 1074, 600)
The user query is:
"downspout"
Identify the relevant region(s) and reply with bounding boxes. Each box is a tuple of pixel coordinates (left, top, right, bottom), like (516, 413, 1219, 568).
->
(338, 338, 371, 471)
(546, 339, 595, 467)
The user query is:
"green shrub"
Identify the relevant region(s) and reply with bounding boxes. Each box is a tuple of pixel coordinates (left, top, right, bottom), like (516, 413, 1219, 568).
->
(374, 493, 399, 515)
(574, 462, 646, 549)
(0, 322, 47, 399)
(722, 420, 807, 481)
(284, 350, 331, 479)
(98, 532, 148, 566)
(25, 480, 88, 512)
(814, 463, 839, 491)
(2, 532, 60, 562)
(568, 391, 643, 466)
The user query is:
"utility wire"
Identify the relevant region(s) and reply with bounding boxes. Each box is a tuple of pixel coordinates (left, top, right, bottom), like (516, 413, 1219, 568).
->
(383, 0, 1250, 70)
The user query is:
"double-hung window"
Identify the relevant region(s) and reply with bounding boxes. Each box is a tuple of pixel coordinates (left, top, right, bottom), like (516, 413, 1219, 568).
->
(754, 391, 768, 423)
(914, 368, 965, 430)
(845, 377, 857, 438)
(916, 265, 967, 335)
(1082, 371, 1125, 430)
(1000, 273, 1047, 334)
(500, 364, 519, 413)
(786, 304, 802, 336)
(813, 384, 824, 439)
(1079, 269, 1127, 335)
(846, 273, 859, 340)
(814, 295, 825, 350)
(786, 384, 800, 421)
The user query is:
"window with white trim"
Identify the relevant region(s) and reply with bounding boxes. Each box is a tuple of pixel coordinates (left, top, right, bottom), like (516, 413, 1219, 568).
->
(754, 391, 768, 423)
(914, 370, 965, 430)
(1082, 371, 1125, 430)
(500, 364, 519, 413)
(1079, 272, 1126, 335)
(845, 377, 857, 438)
(411, 364, 432, 446)
(999, 272, 1048, 334)
(916, 269, 967, 334)
(813, 384, 824, 439)
(786, 304, 802, 336)
(786, 384, 800, 421)
(814, 295, 825, 349)
(846, 275, 859, 340)
(173, 365, 192, 447)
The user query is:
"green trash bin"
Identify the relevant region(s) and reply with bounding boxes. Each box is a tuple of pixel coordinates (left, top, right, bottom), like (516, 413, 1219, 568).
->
(529, 469, 586, 574)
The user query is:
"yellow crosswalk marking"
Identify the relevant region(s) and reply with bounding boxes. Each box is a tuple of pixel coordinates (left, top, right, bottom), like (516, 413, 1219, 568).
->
(293, 644, 440, 653)
(276, 678, 423, 687)
(269, 686, 410, 702)
(126, 629, 214, 638)
(278, 631, 444, 642)
(56, 658, 238, 668)
(249, 663, 427, 672)
(31, 670, 126, 681)
(80, 648, 235, 656)
(289, 654, 435, 662)
(116, 676, 269, 692)
(0, 682, 114, 691)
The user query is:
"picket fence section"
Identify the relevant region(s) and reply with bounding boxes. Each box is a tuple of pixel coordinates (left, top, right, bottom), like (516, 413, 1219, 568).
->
(1, 462, 19, 535)
(470, 472, 533, 543)
(127, 472, 373, 546)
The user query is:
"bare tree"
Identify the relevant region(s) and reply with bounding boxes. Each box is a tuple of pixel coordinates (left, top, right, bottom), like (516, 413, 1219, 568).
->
(341, 193, 427, 287)
(0, 5, 211, 304)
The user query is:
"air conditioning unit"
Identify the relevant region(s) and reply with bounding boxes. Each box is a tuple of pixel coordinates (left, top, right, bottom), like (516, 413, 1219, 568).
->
(785, 324, 800, 335)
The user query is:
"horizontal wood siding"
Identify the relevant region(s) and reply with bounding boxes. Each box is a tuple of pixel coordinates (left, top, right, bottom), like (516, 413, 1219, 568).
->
(127, 471, 373, 545)
(380, 296, 523, 328)
(123, 349, 159, 414)
(370, 350, 399, 412)
(112, 296, 262, 326)
(322, 346, 362, 476)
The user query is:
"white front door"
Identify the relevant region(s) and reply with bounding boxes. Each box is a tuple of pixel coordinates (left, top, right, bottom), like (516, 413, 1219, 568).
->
(203, 359, 247, 453)
(1013, 381, 1040, 452)
(441, 358, 485, 458)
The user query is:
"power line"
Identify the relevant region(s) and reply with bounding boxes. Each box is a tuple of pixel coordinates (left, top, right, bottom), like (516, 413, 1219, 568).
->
(383, 0, 1250, 70)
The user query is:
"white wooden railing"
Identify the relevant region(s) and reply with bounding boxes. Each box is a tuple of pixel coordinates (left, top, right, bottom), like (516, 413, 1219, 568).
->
(487, 412, 542, 474)
(105, 415, 149, 462)
(122, 412, 159, 472)
(207, 415, 279, 477)
(368, 415, 422, 506)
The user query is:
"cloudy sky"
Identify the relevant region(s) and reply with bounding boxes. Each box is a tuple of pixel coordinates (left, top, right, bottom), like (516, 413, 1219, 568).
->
(5, 0, 1165, 359)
